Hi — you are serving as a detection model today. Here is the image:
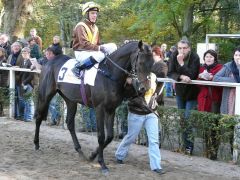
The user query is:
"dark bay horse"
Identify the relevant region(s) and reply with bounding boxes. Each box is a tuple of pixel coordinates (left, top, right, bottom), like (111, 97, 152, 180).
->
(34, 40, 154, 173)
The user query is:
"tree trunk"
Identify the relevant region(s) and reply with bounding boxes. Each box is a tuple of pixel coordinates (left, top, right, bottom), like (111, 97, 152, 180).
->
(182, 5, 194, 39)
(1, 0, 33, 42)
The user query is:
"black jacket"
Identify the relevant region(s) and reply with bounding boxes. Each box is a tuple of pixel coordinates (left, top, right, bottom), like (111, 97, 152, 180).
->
(19, 59, 34, 87)
(168, 51, 200, 101)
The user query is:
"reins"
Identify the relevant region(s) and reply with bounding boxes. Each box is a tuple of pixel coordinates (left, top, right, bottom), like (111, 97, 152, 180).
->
(104, 53, 138, 78)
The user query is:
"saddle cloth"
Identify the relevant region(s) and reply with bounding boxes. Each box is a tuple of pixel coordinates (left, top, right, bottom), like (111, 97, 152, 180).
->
(57, 59, 99, 86)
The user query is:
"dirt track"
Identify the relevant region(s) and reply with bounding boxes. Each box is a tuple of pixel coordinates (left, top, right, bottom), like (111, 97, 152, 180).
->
(0, 117, 239, 180)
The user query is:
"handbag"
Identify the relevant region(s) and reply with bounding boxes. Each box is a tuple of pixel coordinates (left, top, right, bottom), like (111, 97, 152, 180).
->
(208, 87, 221, 113)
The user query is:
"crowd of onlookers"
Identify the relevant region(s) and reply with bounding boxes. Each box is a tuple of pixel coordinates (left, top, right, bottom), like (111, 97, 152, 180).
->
(0, 29, 63, 124)
(152, 39, 240, 159)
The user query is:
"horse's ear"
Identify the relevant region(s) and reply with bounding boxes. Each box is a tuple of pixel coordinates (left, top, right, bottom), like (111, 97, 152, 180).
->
(138, 40, 143, 51)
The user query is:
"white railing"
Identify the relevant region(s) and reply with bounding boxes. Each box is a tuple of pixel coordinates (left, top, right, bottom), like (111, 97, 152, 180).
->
(0, 66, 40, 118)
(157, 78, 240, 116)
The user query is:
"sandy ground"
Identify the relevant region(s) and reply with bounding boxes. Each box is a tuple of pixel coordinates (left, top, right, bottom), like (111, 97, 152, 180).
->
(0, 117, 239, 180)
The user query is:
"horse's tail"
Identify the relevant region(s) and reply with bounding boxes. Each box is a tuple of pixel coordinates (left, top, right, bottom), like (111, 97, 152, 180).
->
(35, 65, 57, 120)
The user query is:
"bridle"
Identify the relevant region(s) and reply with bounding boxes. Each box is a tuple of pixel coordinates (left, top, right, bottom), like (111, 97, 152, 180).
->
(104, 50, 150, 94)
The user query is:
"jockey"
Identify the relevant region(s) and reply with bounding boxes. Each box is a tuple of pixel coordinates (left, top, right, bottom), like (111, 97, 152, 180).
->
(72, 1, 117, 77)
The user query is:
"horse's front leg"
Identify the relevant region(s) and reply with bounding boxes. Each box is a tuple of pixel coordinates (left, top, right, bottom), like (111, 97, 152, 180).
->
(90, 109, 115, 174)
(99, 113, 115, 174)
(65, 101, 85, 158)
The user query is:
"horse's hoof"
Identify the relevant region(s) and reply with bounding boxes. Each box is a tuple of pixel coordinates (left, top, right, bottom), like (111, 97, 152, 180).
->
(77, 149, 87, 161)
(35, 145, 40, 150)
(101, 168, 109, 175)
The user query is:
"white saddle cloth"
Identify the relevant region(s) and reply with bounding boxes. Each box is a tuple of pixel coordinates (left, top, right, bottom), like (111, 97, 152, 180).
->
(57, 59, 99, 86)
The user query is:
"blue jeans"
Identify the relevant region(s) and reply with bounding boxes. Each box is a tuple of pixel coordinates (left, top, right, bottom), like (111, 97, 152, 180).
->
(80, 105, 96, 131)
(115, 112, 162, 170)
(165, 82, 173, 97)
(48, 95, 61, 124)
(176, 96, 197, 150)
(22, 85, 34, 121)
(15, 85, 25, 119)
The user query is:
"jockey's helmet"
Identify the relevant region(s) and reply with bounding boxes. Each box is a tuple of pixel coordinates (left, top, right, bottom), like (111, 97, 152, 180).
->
(82, 2, 100, 16)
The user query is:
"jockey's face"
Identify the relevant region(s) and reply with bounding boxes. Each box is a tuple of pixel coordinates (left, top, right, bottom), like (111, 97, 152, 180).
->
(88, 10, 98, 23)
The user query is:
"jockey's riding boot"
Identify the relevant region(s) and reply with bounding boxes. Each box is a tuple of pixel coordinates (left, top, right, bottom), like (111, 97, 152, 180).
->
(72, 56, 98, 78)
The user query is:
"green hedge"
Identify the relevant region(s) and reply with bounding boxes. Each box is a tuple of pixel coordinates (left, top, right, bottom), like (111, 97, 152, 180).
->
(157, 106, 239, 162)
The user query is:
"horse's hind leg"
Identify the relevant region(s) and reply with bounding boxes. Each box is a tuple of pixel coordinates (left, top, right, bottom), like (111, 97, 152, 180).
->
(34, 98, 50, 150)
(65, 101, 83, 154)
(34, 117, 43, 150)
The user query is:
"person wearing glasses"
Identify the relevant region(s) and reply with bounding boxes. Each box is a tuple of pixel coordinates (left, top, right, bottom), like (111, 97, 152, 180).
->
(167, 39, 200, 155)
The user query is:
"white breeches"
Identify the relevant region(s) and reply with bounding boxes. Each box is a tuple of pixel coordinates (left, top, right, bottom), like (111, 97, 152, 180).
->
(74, 43, 117, 63)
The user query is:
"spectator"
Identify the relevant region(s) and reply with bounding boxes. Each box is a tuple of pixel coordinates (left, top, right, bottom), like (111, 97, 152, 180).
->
(0, 47, 7, 65)
(166, 46, 177, 60)
(115, 57, 167, 175)
(152, 45, 166, 105)
(213, 47, 240, 115)
(29, 28, 43, 50)
(7, 42, 23, 66)
(19, 47, 34, 122)
(7, 42, 24, 120)
(165, 45, 177, 98)
(161, 43, 167, 60)
(28, 38, 42, 60)
(168, 39, 200, 155)
(197, 49, 223, 160)
(0, 33, 11, 58)
(51, 35, 63, 55)
(0, 47, 8, 116)
(152, 45, 164, 61)
(48, 94, 61, 126)
(78, 105, 96, 132)
(0, 47, 8, 87)
(198, 50, 223, 113)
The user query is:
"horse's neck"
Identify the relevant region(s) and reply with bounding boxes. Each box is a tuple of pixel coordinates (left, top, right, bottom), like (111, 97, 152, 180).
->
(109, 42, 137, 68)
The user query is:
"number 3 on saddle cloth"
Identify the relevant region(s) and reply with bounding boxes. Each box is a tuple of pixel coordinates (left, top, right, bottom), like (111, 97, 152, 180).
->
(58, 59, 98, 86)
(57, 59, 99, 105)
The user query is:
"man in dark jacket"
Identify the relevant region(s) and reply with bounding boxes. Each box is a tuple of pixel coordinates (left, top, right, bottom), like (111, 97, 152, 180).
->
(168, 39, 200, 155)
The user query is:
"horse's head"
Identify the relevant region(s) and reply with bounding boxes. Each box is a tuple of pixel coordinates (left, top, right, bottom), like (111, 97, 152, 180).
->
(129, 40, 154, 95)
